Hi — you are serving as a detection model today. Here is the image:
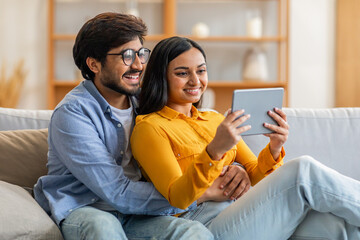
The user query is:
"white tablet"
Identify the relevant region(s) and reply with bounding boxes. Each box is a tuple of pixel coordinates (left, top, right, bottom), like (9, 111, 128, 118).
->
(231, 88, 284, 136)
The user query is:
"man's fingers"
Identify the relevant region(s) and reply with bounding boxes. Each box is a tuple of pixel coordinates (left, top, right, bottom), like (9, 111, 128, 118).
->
(231, 181, 250, 200)
(220, 165, 229, 177)
(219, 165, 251, 200)
(219, 170, 235, 189)
(222, 174, 241, 195)
(238, 184, 251, 198)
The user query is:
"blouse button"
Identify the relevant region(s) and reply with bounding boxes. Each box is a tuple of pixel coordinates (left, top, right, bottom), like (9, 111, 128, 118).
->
(209, 163, 213, 167)
(117, 123, 122, 128)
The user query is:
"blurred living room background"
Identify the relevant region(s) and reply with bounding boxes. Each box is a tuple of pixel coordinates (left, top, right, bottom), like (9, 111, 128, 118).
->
(0, 0, 358, 112)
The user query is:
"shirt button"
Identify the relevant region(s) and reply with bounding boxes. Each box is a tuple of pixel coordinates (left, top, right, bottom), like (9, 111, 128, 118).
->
(91, 198, 96, 202)
(209, 163, 213, 167)
(177, 153, 180, 157)
(117, 123, 122, 128)
(69, 209, 73, 212)
(120, 151, 124, 155)
(107, 109, 110, 112)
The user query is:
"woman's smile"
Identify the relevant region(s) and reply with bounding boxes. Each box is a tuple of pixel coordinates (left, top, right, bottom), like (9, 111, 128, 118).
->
(166, 47, 208, 115)
(184, 87, 202, 95)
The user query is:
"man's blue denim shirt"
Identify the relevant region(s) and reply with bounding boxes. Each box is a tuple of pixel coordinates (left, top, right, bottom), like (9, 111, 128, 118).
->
(34, 80, 196, 226)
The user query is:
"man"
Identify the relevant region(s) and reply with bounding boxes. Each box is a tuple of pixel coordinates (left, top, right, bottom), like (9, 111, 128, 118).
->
(33, 12, 214, 240)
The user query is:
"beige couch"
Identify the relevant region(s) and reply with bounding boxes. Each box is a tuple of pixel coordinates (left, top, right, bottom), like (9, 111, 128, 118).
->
(1, 106, 360, 239)
(0, 108, 62, 240)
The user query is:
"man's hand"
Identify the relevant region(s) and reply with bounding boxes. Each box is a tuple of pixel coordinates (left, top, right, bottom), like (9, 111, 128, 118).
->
(219, 165, 251, 200)
(197, 165, 251, 204)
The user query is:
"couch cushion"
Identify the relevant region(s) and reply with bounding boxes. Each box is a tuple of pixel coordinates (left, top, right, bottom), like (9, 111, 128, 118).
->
(0, 180, 63, 239)
(0, 129, 48, 190)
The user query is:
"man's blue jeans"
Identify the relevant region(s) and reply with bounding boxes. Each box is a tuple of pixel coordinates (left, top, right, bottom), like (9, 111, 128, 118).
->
(61, 206, 213, 240)
(180, 156, 360, 239)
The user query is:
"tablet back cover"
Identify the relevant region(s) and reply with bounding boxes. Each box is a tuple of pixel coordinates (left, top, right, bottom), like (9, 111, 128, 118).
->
(231, 88, 283, 136)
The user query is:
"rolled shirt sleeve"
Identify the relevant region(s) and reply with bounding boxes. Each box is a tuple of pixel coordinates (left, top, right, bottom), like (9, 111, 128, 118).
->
(235, 139, 285, 185)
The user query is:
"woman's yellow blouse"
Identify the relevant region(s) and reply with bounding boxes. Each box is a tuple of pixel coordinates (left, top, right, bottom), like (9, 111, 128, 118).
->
(130, 106, 284, 209)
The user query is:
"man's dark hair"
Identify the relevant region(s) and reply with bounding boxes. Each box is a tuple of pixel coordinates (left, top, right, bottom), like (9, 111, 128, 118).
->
(73, 12, 147, 81)
(139, 36, 206, 115)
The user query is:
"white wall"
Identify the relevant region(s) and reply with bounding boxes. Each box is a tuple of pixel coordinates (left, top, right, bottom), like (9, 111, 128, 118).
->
(0, 0, 336, 109)
(289, 0, 336, 108)
(0, 0, 48, 109)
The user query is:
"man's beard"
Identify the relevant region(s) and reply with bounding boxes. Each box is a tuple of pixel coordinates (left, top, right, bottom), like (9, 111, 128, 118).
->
(100, 70, 141, 96)
(104, 80, 140, 96)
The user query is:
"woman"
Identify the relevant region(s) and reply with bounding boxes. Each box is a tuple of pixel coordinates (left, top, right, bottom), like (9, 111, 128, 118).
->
(131, 36, 360, 239)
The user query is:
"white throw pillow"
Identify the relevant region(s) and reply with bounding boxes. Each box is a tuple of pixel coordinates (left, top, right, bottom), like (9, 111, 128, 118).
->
(0, 180, 63, 240)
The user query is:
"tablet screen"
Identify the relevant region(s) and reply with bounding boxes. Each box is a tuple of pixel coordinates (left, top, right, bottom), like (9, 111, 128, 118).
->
(231, 88, 284, 136)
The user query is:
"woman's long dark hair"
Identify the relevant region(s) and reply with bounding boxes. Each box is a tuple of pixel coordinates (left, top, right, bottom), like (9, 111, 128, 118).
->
(138, 36, 206, 115)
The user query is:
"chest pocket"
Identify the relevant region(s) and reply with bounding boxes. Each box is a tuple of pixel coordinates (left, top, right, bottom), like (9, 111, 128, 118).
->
(173, 143, 203, 173)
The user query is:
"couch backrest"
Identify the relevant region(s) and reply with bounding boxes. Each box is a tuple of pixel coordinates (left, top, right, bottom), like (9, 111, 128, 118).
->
(1, 107, 360, 188)
(0, 107, 52, 191)
(0, 107, 52, 131)
(243, 108, 360, 181)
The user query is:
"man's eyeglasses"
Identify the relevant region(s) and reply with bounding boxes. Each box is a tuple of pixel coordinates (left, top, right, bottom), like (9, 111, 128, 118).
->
(107, 47, 151, 66)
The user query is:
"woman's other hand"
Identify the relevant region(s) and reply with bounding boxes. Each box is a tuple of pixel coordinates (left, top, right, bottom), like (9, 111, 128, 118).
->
(263, 107, 289, 160)
(206, 109, 251, 160)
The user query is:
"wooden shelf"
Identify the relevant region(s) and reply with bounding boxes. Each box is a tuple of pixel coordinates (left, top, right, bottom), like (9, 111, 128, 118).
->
(179, 0, 277, 2)
(47, 0, 289, 112)
(52, 34, 286, 42)
(51, 80, 81, 87)
(52, 34, 168, 41)
(208, 81, 286, 88)
(207, 81, 288, 113)
(51, 80, 286, 88)
(185, 36, 287, 42)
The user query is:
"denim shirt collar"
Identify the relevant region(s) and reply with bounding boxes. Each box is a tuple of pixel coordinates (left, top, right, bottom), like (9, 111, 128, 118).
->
(83, 80, 139, 116)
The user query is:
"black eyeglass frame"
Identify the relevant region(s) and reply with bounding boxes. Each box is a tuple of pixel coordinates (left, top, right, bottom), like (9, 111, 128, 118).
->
(107, 47, 151, 66)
